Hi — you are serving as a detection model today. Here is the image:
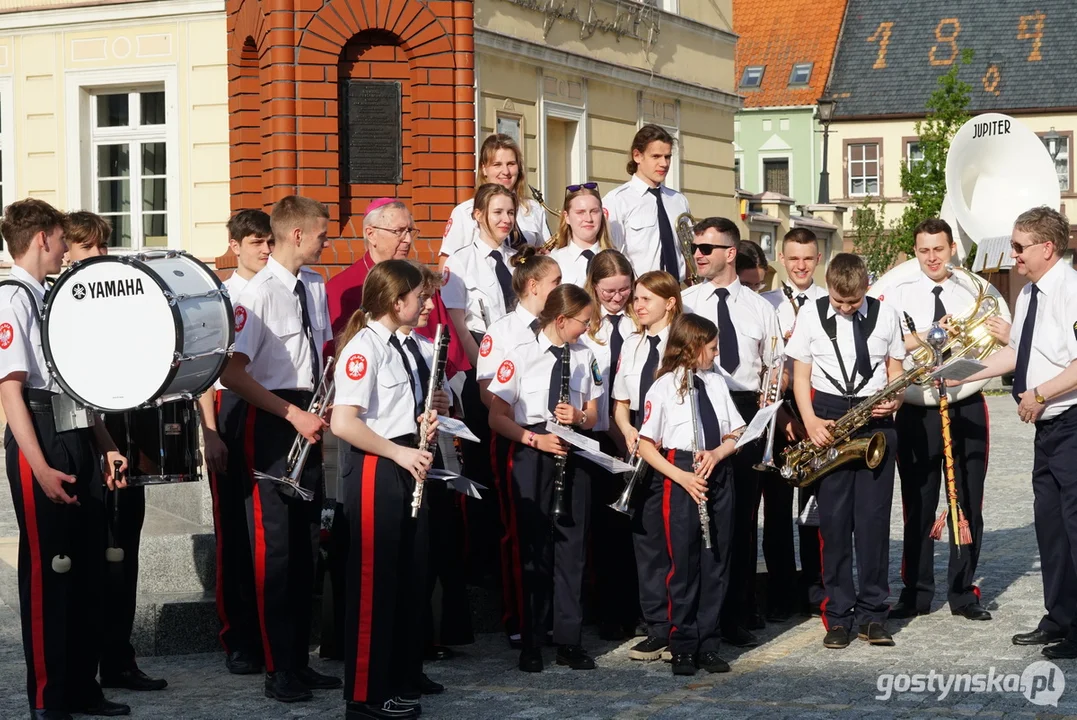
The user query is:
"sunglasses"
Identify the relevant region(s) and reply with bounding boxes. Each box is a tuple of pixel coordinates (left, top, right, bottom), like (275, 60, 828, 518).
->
(566, 182, 599, 193)
(1011, 239, 1050, 254)
(691, 242, 734, 255)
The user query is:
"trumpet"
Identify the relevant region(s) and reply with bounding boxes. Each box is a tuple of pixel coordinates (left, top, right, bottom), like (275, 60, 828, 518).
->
(253, 357, 335, 501)
(753, 337, 784, 472)
(688, 373, 712, 550)
(411, 325, 450, 518)
(609, 442, 648, 516)
(675, 212, 701, 287)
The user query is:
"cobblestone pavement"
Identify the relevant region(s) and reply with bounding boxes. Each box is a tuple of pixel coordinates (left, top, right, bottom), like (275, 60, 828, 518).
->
(2, 395, 1075, 718)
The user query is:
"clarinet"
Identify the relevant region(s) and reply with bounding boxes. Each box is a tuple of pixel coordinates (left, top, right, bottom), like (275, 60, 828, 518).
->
(551, 344, 572, 519)
(411, 325, 450, 519)
(688, 372, 713, 550)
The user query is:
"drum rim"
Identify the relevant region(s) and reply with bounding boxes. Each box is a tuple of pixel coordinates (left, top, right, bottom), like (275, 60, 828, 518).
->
(180, 252, 235, 399)
(43, 254, 183, 412)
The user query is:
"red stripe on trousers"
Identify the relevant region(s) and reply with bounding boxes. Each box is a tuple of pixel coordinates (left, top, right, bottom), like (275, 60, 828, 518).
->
(818, 526, 829, 630)
(209, 391, 231, 652)
(505, 442, 525, 629)
(353, 454, 379, 701)
(244, 407, 272, 671)
(662, 449, 676, 640)
(19, 450, 47, 709)
(491, 437, 514, 626)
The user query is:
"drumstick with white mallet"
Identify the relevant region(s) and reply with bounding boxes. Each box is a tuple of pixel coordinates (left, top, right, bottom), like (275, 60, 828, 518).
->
(106, 459, 125, 563)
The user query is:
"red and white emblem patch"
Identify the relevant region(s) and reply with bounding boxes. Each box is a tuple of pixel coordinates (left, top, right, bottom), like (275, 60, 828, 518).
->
(346, 354, 367, 380)
(443, 218, 453, 238)
(643, 400, 652, 424)
(496, 360, 515, 383)
(0, 323, 13, 350)
(479, 335, 493, 357)
(234, 306, 247, 332)
(441, 266, 451, 284)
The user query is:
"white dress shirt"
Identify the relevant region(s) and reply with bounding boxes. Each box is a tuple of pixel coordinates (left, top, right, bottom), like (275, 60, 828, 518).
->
(681, 278, 784, 392)
(1009, 260, 1077, 421)
(231, 257, 331, 392)
(476, 304, 538, 382)
(334, 320, 418, 440)
(549, 241, 601, 287)
(761, 282, 828, 340)
(579, 310, 625, 433)
(223, 272, 248, 307)
(441, 237, 517, 334)
(785, 297, 907, 397)
(0, 265, 57, 392)
(438, 198, 550, 257)
(612, 324, 669, 410)
(639, 368, 745, 452)
(603, 175, 690, 278)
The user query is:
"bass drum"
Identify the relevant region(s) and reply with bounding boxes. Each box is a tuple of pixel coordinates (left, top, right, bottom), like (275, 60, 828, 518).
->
(44, 250, 234, 412)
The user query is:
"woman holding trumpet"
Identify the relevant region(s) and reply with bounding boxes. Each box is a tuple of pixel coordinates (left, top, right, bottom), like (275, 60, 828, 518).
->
(637, 313, 744, 676)
(330, 260, 445, 720)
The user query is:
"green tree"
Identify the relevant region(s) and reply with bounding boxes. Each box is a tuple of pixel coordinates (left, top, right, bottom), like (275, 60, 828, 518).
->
(851, 197, 897, 278)
(893, 50, 974, 256)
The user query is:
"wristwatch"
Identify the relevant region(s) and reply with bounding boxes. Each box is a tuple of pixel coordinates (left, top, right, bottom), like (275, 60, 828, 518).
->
(1034, 387, 1046, 404)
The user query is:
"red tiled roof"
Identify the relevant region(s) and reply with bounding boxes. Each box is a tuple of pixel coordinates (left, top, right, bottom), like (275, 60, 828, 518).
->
(734, 0, 848, 108)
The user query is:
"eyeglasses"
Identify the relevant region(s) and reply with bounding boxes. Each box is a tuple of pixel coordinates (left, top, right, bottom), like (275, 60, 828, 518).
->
(690, 242, 734, 255)
(563, 315, 590, 327)
(1011, 239, 1050, 254)
(373, 226, 418, 239)
(597, 286, 632, 300)
(566, 182, 599, 193)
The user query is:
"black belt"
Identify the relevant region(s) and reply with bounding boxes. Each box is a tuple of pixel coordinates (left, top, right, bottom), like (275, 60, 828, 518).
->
(522, 422, 550, 434)
(390, 433, 418, 447)
(730, 390, 760, 402)
(1038, 404, 1077, 427)
(813, 390, 868, 410)
(23, 388, 57, 414)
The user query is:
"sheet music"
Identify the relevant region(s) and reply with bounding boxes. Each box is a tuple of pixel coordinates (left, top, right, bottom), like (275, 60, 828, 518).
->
(735, 399, 783, 449)
(931, 358, 986, 382)
(437, 415, 480, 443)
(576, 448, 635, 474)
(544, 421, 601, 453)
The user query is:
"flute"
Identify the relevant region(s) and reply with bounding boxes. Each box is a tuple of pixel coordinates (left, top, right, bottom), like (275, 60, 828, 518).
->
(411, 324, 450, 519)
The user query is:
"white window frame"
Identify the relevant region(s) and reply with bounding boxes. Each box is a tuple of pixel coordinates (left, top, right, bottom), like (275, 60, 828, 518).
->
(1040, 134, 1071, 192)
(642, 0, 678, 11)
(906, 140, 925, 171)
(538, 94, 588, 203)
(64, 66, 180, 253)
(0, 76, 16, 262)
(847, 142, 880, 197)
(759, 152, 792, 197)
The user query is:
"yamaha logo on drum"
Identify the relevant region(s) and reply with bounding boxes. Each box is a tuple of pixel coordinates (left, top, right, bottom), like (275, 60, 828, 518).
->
(73, 278, 146, 300)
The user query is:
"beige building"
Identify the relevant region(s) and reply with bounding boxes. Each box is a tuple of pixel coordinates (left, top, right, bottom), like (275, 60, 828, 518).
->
(474, 0, 740, 221)
(0, 0, 230, 264)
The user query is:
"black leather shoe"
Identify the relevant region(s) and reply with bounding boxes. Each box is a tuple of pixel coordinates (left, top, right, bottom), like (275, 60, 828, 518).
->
(823, 626, 850, 649)
(858, 622, 895, 646)
(697, 651, 731, 673)
(1013, 628, 1066, 646)
(424, 645, 454, 661)
(951, 602, 992, 621)
(744, 612, 766, 631)
(721, 625, 760, 648)
(346, 699, 418, 719)
(100, 667, 168, 691)
(765, 605, 795, 623)
(507, 633, 523, 650)
(888, 601, 929, 619)
(295, 666, 342, 690)
(518, 648, 543, 673)
(628, 635, 668, 661)
(225, 650, 264, 675)
(73, 699, 130, 717)
(30, 710, 72, 720)
(418, 673, 444, 695)
(395, 695, 423, 717)
(1044, 639, 1077, 659)
(264, 671, 313, 702)
(671, 653, 696, 676)
(556, 644, 596, 670)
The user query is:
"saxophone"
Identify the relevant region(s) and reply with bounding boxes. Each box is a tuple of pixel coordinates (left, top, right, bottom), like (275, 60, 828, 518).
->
(780, 325, 946, 489)
(675, 212, 701, 287)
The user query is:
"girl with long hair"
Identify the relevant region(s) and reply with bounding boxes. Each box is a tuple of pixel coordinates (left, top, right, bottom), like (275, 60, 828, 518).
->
(547, 183, 614, 286)
(637, 313, 744, 676)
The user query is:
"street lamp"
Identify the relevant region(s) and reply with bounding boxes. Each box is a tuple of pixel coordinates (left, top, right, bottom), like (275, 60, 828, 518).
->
(817, 94, 837, 204)
(1044, 127, 1062, 162)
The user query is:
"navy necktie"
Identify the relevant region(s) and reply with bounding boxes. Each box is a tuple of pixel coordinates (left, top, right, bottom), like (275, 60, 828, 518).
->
(714, 288, 739, 374)
(932, 286, 946, 323)
(388, 335, 418, 407)
(797, 293, 807, 307)
(608, 314, 624, 409)
(548, 345, 566, 415)
(851, 311, 872, 380)
(404, 336, 431, 407)
(637, 334, 661, 427)
(529, 318, 540, 333)
(293, 282, 319, 385)
(581, 248, 595, 273)
(647, 187, 680, 281)
(1013, 283, 1039, 400)
(694, 375, 722, 449)
(489, 249, 514, 310)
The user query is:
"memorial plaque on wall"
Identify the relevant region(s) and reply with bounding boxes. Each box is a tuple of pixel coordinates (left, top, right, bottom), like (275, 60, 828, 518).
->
(341, 80, 402, 185)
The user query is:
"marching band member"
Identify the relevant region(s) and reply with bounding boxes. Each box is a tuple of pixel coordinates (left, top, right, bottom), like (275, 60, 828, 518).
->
(220, 196, 341, 702)
(62, 212, 169, 694)
(442, 182, 520, 586)
(198, 209, 272, 675)
(958, 207, 1077, 658)
(681, 218, 783, 644)
(785, 253, 905, 649)
(580, 249, 638, 640)
(880, 219, 1001, 623)
(1, 199, 129, 719)
(603, 124, 691, 282)
(439, 133, 550, 263)
(761, 228, 827, 618)
(475, 246, 561, 649)
(547, 183, 614, 287)
(734, 239, 769, 292)
(487, 285, 602, 673)
(330, 259, 444, 720)
(612, 270, 682, 661)
(638, 313, 744, 676)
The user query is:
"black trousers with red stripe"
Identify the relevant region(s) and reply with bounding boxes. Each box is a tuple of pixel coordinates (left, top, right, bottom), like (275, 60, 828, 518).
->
(99, 485, 144, 676)
(895, 393, 987, 611)
(586, 432, 639, 633)
(506, 433, 590, 649)
(240, 391, 323, 674)
(661, 450, 734, 655)
(813, 392, 897, 631)
(209, 389, 260, 658)
(631, 465, 670, 640)
(459, 367, 499, 584)
(5, 394, 105, 712)
(797, 483, 825, 608)
(722, 392, 764, 628)
(490, 433, 521, 637)
(340, 442, 428, 705)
